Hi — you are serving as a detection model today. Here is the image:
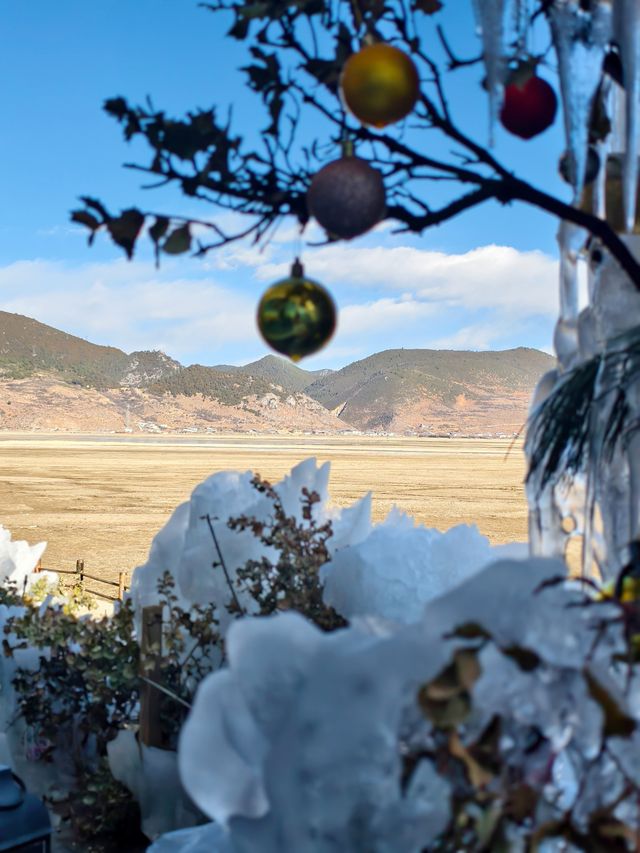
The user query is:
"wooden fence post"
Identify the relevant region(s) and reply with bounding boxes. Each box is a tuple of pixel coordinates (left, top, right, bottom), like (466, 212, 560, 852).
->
(76, 559, 84, 588)
(118, 572, 126, 601)
(139, 604, 163, 748)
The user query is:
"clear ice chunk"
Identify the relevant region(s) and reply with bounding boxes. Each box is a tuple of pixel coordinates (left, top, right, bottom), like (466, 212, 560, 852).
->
(168, 557, 630, 852)
(107, 728, 201, 840)
(322, 511, 525, 624)
(178, 610, 452, 852)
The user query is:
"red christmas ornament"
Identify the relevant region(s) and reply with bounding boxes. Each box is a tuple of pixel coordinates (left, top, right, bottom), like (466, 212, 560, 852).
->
(500, 70, 557, 140)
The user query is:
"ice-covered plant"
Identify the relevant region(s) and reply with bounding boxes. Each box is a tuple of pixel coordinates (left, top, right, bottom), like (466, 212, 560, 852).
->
(7, 599, 140, 759)
(62, 580, 98, 615)
(163, 555, 640, 853)
(152, 570, 222, 748)
(0, 580, 21, 608)
(225, 473, 345, 631)
(6, 577, 223, 757)
(4, 571, 221, 846)
(408, 623, 639, 849)
(23, 575, 62, 605)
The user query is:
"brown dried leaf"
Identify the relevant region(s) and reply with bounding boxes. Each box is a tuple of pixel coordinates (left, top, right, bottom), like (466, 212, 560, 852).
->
(449, 731, 493, 789)
(505, 783, 538, 823)
(455, 648, 481, 690)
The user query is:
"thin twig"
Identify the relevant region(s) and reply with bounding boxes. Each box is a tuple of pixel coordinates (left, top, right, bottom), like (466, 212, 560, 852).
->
(202, 513, 247, 615)
(139, 675, 192, 709)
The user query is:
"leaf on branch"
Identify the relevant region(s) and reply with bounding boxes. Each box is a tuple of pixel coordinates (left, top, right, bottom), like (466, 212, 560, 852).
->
(163, 118, 215, 160)
(449, 731, 494, 789)
(103, 97, 129, 120)
(413, 0, 443, 12)
(71, 210, 102, 246)
(149, 216, 170, 266)
(304, 23, 352, 94)
(106, 209, 145, 259)
(504, 783, 538, 824)
(103, 97, 141, 140)
(468, 715, 502, 777)
(162, 224, 192, 255)
(79, 196, 111, 220)
(149, 216, 170, 245)
(418, 648, 481, 728)
(71, 210, 101, 231)
(500, 645, 541, 672)
(224, 0, 323, 40)
(446, 621, 492, 640)
(242, 47, 286, 136)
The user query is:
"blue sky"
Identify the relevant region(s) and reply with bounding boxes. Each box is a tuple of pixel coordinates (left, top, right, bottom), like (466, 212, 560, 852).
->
(1, 1, 568, 369)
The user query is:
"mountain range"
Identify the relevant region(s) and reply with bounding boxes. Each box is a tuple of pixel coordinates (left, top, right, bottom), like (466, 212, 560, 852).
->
(0, 311, 555, 436)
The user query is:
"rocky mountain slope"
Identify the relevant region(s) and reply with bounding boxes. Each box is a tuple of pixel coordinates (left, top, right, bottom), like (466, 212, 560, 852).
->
(0, 311, 555, 435)
(0, 311, 180, 388)
(213, 355, 333, 393)
(305, 348, 555, 434)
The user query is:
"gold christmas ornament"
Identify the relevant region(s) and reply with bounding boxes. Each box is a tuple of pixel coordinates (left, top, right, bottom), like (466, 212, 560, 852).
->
(340, 43, 420, 128)
(257, 260, 337, 362)
(307, 153, 386, 239)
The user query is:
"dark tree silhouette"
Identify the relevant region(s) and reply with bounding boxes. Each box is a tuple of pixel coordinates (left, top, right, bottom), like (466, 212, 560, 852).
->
(70, 0, 640, 287)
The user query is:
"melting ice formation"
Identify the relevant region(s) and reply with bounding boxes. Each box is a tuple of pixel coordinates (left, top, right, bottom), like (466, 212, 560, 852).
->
(150, 557, 638, 853)
(0, 525, 47, 593)
(130, 457, 527, 632)
(0, 525, 54, 733)
(0, 528, 61, 793)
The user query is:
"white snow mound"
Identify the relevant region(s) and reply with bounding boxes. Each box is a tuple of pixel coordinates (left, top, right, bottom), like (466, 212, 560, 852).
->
(130, 458, 526, 632)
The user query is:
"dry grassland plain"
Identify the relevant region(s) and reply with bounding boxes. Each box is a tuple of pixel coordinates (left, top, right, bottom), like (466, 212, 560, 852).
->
(0, 434, 528, 590)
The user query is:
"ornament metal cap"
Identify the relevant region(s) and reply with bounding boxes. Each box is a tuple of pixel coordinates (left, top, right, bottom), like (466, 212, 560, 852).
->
(291, 257, 304, 278)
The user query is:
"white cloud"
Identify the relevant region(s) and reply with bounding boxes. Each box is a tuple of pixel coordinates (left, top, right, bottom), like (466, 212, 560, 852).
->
(0, 258, 257, 360)
(0, 237, 559, 369)
(256, 243, 559, 318)
(339, 297, 438, 337)
(426, 322, 512, 351)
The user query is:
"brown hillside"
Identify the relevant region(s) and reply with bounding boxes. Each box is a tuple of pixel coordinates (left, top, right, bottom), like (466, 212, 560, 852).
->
(304, 348, 556, 435)
(0, 312, 554, 436)
(0, 377, 345, 434)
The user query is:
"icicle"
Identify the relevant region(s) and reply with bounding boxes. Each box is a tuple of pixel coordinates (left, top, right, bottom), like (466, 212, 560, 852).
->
(589, 76, 614, 219)
(554, 220, 586, 370)
(472, 0, 513, 144)
(614, 0, 640, 232)
(548, 1, 612, 204)
(513, 0, 531, 57)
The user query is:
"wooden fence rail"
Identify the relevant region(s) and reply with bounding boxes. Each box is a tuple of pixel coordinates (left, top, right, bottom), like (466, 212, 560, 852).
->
(34, 558, 129, 602)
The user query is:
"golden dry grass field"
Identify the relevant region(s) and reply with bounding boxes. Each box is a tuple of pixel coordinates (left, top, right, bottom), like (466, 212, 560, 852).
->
(0, 434, 528, 590)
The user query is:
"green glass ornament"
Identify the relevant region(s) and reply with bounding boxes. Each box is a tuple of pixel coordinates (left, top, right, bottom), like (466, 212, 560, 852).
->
(257, 260, 337, 362)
